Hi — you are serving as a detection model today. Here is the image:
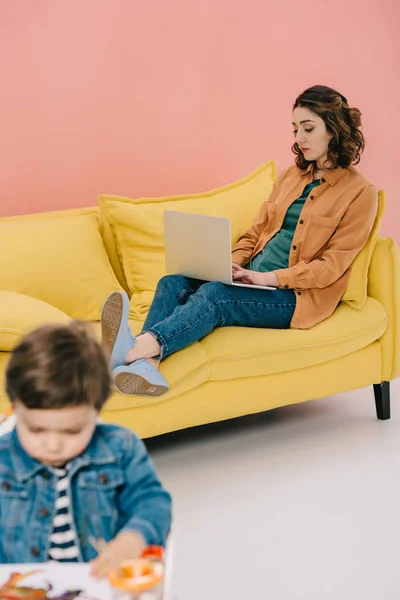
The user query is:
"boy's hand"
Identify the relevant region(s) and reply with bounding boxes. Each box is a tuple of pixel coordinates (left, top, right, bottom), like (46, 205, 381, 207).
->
(90, 530, 147, 580)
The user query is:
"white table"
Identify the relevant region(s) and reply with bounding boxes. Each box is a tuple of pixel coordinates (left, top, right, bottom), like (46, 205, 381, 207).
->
(0, 563, 112, 598)
(0, 540, 174, 600)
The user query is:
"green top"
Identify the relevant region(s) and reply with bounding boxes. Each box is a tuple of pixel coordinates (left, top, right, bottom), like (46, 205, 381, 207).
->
(248, 180, 321, 272)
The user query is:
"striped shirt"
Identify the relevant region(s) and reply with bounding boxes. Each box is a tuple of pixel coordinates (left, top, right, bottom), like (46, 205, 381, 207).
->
(48, 465, 79, 562)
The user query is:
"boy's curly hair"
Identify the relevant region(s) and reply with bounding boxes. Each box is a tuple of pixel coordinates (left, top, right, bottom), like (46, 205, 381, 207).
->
(6, 321, 112, 410)
(292, 85, 365, 170)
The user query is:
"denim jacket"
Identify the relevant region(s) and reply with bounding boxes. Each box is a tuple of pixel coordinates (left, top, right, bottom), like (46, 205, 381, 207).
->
(0, 423, 172, 563)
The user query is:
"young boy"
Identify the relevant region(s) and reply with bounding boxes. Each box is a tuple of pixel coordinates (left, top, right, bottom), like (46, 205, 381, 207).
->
(0, 321, 172, 577)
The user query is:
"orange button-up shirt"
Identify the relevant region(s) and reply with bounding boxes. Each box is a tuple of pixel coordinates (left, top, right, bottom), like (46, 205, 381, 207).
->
(231, 164, 378, 329)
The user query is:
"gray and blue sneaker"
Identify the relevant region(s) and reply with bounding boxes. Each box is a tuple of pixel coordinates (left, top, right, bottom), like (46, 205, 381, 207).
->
(101, 291, 136, 371)
(112, 360, 169, 397)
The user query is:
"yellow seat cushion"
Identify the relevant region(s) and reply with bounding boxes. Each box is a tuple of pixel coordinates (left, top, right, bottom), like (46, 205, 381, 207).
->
(0, 317, 211, 410)
(0, 214, 123, 321)
(98, 160, 276, 320)
(342, 189, 385, 309)
(0, 292, 71, 351)
(200, 298, 387, 381)
(84, 296, 386, 409)
(89, 320, 211, 407)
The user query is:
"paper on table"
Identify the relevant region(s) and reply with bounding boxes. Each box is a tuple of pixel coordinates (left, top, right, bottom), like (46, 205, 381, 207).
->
(0, 563, 112, 599)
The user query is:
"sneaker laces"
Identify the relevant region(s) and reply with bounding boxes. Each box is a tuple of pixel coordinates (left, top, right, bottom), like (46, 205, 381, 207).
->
(128, 327, 136, 349)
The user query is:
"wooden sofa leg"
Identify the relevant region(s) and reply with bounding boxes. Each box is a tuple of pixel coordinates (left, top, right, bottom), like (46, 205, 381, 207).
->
(373, 382, 391, 420)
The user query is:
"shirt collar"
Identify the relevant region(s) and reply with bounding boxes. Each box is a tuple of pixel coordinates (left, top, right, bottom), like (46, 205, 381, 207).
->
(10, 429, 44, 482)
(301, 164, 314, 176)
(80, 427, 117, 465)
(11, 425, 116, 483)
(300, 163, 348, 186)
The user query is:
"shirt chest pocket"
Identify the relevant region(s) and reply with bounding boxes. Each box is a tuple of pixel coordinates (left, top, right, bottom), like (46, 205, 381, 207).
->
(301, 214, 341, 260)
(0, 476, 31, 527)
(77, 468, 124, 514)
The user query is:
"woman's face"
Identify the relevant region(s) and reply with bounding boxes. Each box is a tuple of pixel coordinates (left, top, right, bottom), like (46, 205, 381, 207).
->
(292, 106, 332, 167)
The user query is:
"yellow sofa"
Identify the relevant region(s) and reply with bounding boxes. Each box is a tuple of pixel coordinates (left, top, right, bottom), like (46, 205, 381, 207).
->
(0, 161, 399, 438)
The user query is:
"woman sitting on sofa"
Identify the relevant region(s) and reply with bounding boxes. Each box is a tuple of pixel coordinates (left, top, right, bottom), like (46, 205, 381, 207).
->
(101, 84, 378, 397)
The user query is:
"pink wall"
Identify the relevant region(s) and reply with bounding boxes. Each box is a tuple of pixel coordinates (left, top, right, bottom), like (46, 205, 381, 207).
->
(1, 0, 399, 241)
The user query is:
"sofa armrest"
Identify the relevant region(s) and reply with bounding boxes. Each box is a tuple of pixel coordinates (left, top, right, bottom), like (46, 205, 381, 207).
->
(368, 237, 400, 380)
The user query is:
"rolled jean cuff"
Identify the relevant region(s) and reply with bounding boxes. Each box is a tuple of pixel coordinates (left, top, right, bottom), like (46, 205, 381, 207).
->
(144, 328, 168, 360)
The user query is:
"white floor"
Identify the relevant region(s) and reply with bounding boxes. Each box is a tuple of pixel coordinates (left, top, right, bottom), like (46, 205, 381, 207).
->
(146, 378, 400, 600)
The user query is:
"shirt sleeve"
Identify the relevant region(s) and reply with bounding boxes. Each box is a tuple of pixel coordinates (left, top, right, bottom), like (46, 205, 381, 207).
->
(273, 184, 378, 290)
(231, 169, 288, 266)
(118, 434, 172, 546)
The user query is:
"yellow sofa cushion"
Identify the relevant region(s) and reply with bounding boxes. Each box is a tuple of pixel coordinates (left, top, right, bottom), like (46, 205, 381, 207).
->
(82, 296, 386, 410)
(0, 291, 71, 351)
(99, 343, 381, 438)
(0, 214, 123, 320)
(200, 297, 387, 381)
(342, 189, 385, 309)
(0, 342, 382, 438)
(88, 320, 211, 407)
(98, 160, 276, 320)
(1, 207, 128, 292)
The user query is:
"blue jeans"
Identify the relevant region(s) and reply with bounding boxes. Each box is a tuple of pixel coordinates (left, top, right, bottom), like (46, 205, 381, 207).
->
(143, 275, 296, 359)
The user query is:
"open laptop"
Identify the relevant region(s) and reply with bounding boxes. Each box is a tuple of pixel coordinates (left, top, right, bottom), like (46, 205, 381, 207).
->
(164, 210, 276, 291)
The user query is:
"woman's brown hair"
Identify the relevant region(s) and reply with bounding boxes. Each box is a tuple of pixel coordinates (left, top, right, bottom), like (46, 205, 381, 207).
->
(6, 321, 112, 410)
(292, 85, 365, 171)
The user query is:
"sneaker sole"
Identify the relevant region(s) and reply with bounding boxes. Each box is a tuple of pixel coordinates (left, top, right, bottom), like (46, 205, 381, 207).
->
(114, 372, 168, 397)
(101, 292, 124, 359)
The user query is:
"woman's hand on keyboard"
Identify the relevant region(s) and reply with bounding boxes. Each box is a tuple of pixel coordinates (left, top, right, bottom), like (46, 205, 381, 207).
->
(232, 264, 279, 288)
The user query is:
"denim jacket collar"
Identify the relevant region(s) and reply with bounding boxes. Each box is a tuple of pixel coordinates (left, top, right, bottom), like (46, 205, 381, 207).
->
(10, 426, 117, 483)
